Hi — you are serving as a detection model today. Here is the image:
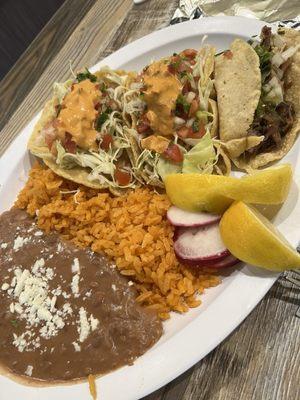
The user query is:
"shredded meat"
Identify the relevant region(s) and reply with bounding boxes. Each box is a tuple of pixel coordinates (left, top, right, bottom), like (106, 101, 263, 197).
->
(247, 101, 295, 155)
(260, 26, 272, 50)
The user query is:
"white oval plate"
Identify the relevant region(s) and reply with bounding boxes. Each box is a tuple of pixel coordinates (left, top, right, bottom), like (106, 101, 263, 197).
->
(1, 16, 300, 400)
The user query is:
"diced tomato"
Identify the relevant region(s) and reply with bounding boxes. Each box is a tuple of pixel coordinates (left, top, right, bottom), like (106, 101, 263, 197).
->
(223, 50, 233, 59)
(137, 114, 151, 134)
(100, 134, 113, 151)
(168, 63, 176, 75)
(190, 123, 206, 139)
(182, 81, 192, 95)
(163, 144, 183, 163)
(177, 123, 205, 139)
(114, 167, 131, 186)
(177, 61, 192, 74)
(181, 49, 197, 59)
(64, 132, 77, 154)
(189, 59, 196, 66)
(95, 102, 100, 110)
(189, 99, 199, 117)
(168, 55, 181, 74)
(177, 126, 192, 139)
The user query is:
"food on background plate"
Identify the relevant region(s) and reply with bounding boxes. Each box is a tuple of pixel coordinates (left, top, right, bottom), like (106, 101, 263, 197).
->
(0, 209, 162, 382)
(215, 27, 300, 170)
(220, 201, 300, 271)
(165, 164, 292, 213)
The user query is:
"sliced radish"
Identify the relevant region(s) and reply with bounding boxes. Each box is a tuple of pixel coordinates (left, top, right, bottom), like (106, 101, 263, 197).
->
(177, 253, 239, 269)
(167, 206, 220, 228)
(174, 225, 229, 262)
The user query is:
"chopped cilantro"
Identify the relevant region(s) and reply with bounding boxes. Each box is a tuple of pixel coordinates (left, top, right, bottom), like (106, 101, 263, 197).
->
(253, 44, 273, 83)
(179, 71, 188, 79)
(95, 112, 109, 131)
(76, 68, 97, 83)
(100, 82, 107, 92)
(176, 94, 190, 113)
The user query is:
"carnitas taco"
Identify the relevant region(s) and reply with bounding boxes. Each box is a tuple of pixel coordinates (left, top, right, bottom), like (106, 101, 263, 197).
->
(214, 26, 300, 170)
(28, 67, 146, 195)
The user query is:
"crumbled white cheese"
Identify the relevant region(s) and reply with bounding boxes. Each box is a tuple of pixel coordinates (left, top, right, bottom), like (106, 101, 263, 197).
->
(31, 258, 45, 274)
(5, 258, 72, 351)
(128, 281, 134, 286)
(0, 242, 8, 249)
(77, 308, 99, 343)
(34, 231, 43, 237)
(71, 274, 80, 297)
(71, 258, 80, 273)
(72, 341, 81, 352)
(13, 236, 29, 251)
(57, 243, 63, 252)
(90, 314, 99, 331)
(62, 303, 72, 315)
(111, 284, 116, 291)
(78, 307, 90, 343)
(1, 283, 9, 290)
(25, 365, 33, 376)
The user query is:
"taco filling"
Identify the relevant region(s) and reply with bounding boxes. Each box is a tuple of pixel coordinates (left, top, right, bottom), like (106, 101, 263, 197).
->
(247, 26, 298, 156)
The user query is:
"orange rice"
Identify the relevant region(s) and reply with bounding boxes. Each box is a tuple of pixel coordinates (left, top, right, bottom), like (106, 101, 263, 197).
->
(15, 164, 220, 319)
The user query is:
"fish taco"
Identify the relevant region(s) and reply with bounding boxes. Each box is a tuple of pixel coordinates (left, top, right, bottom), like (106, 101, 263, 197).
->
(28, 67, 146, 194)
(215, 26, 300, 170)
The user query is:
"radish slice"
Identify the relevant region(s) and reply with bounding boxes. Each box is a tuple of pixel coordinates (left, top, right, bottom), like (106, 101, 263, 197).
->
(174, 225, 229, 261)
(177, 253, 239, 269)
(167, 206, 220, 227)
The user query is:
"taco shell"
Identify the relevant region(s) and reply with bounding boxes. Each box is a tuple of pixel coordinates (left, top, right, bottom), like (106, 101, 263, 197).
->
(215, 39, 261, 142)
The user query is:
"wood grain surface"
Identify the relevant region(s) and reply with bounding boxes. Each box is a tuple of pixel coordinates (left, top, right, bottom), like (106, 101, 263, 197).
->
(0, 1, 299, 399)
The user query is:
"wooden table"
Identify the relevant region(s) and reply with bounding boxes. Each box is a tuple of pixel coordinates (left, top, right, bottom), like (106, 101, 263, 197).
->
(0, 1, 299, 399)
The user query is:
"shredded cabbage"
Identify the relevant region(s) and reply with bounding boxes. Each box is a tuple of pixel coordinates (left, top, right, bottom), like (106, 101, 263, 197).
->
(182, 131, 217, 174)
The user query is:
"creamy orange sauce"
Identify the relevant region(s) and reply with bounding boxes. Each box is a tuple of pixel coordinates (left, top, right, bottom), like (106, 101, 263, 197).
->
(57, 80, 100, 150)
(141, 135, 170, 153)
(143, 60, 182, 137)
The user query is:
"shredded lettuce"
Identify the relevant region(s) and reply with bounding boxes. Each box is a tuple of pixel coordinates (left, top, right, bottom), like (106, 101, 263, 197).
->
(156, 157, 182, 181)
(53, 80, 73, 103)
(156, 132, 217, 180)
(182, 132, 216, 174)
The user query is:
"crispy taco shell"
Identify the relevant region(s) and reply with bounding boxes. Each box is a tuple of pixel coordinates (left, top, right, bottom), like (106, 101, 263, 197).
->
(215, 39, 261, 142)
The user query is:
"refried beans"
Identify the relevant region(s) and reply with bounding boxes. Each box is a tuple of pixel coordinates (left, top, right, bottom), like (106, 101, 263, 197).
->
(0, 208, 162, 382)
